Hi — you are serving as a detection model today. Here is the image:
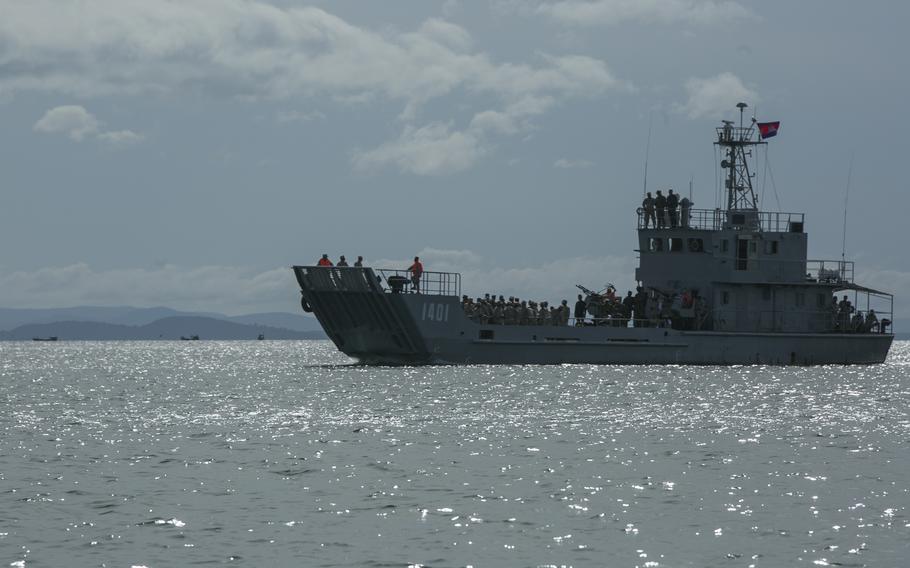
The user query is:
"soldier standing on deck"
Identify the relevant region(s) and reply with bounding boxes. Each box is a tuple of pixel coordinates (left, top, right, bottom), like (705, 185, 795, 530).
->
(642, 192, 656, 228)
(635, 286, 648, 327)
(655, 190, 667, 229)
(622, 291, 635, 327)
(408, 256, 423, 293)
(574, 294, 587, 326)
(667, 189, 679, 228)
(680, 196, 692, 228)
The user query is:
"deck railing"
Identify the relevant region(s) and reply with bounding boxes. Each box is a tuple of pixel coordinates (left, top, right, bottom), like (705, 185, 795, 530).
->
(806, 260, 854, 285)
(376, 269, 461, 297)
(295, 265, 461, 297)
(637, 208, 805, 232)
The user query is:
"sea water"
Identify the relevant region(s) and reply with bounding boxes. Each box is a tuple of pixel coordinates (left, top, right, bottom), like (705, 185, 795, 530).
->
(1, 340, 908, 567)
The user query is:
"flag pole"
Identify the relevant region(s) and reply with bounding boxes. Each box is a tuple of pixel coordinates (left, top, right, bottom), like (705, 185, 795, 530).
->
(841, 152, 854, 279)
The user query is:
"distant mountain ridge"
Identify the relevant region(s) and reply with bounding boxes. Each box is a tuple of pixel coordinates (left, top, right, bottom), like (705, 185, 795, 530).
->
(0, 306, 326, 341)
(0, 306, 322, 332)
(0, 316, 325, 341)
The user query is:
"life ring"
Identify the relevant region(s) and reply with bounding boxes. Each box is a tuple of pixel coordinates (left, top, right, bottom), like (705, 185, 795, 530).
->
(300, 296, 313, 313)
(688, 239, 703, 253)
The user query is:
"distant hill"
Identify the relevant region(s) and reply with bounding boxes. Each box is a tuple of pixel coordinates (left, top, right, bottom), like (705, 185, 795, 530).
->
(225, 312, 323, 332)
(0, 306, 323, 335)
(0, 306, 217, 330)
(0, 316, 325, 341)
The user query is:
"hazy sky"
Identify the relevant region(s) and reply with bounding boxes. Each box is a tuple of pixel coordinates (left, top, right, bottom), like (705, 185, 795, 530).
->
(1, 0, 907, 318)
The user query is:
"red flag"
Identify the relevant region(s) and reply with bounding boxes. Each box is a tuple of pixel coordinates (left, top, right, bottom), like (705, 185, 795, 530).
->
(757, 121, 780, 139)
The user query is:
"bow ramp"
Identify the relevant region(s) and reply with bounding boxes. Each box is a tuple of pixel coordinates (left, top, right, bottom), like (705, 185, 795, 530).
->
(293, 265, 461, 364)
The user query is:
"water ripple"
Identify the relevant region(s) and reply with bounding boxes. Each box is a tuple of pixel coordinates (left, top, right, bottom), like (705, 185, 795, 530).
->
(1, 340, 908, 566)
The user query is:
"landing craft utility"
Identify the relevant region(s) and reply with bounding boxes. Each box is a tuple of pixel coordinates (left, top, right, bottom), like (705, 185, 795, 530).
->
(293, 105, 894, 365)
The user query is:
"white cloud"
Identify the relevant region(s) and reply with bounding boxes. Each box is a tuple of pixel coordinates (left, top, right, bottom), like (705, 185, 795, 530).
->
(358, 94, 566, 175)
(3, 2, 623, 173)
(0, 2, 618, 105)
(418, 17, 474, 52)
(676, 72, 758, 119)
(353, 122, 485, 176)
(33, 105, 143, 145)
(33, 105, 99, 141)
(537, 0, 755, 26)
(554, 158, 594, 168)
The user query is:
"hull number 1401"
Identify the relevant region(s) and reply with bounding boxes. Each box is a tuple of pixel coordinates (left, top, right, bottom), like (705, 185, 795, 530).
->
(421, 302, 450, 322)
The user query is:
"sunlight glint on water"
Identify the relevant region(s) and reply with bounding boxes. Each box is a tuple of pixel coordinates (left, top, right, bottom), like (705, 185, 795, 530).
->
(1, 340, 908, 566)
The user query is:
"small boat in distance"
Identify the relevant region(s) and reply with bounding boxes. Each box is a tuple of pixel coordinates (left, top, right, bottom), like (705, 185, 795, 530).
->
(180, 335, 200, 341)
(32, 336, 58, 342)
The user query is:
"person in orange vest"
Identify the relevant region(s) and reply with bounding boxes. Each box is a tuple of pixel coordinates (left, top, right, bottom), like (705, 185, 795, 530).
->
(317, 254, 333, 266)
(408, 256, 423, 293)
(605, 286, 617, 303)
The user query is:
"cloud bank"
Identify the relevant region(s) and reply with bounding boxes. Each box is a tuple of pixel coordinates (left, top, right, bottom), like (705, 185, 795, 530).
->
(0, 263, 294, 315)
(2, 255, 903, 321)
(2, 1, 621, 174)
(0, 252, 636, 316)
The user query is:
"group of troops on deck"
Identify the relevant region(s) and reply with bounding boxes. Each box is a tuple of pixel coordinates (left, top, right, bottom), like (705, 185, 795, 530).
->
(641, 189, 693, 229)
(461, 295, 571, 326)
(833, 294, 887, 333)
(460, 286, 710, 329)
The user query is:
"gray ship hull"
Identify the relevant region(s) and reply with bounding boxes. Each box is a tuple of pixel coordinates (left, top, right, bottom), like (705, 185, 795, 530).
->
(295, 267, 893, 365)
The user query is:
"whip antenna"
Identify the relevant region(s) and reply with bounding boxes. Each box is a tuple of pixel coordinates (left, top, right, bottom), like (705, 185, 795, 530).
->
(841, 152, 854, 267)
(642, 112, 652, 197)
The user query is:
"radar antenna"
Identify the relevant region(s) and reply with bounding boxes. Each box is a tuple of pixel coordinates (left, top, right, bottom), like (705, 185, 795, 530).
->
(715, 102, 764, 212)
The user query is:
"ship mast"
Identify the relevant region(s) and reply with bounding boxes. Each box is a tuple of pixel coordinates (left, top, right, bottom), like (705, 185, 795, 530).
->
(716, 102, 764, 212)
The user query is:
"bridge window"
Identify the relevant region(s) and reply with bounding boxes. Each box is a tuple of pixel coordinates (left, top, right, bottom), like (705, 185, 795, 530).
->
(479, 329, 494, 340)
(764, 240, 779, 254)
(736, 239, 749, 270)
(668, 238, 683, 252)
(722, 291, 730, 305)
(649, 238, 663, 252)
(721, 239, 729, 253)
(795, 292, 806, 307)
(817, 293, 827, 308)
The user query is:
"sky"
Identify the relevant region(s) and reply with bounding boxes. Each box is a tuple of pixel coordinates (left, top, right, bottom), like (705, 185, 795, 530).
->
(1, 0, 908, 318)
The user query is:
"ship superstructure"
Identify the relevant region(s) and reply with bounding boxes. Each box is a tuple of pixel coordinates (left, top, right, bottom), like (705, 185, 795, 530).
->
(293, 105, 893, 365)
